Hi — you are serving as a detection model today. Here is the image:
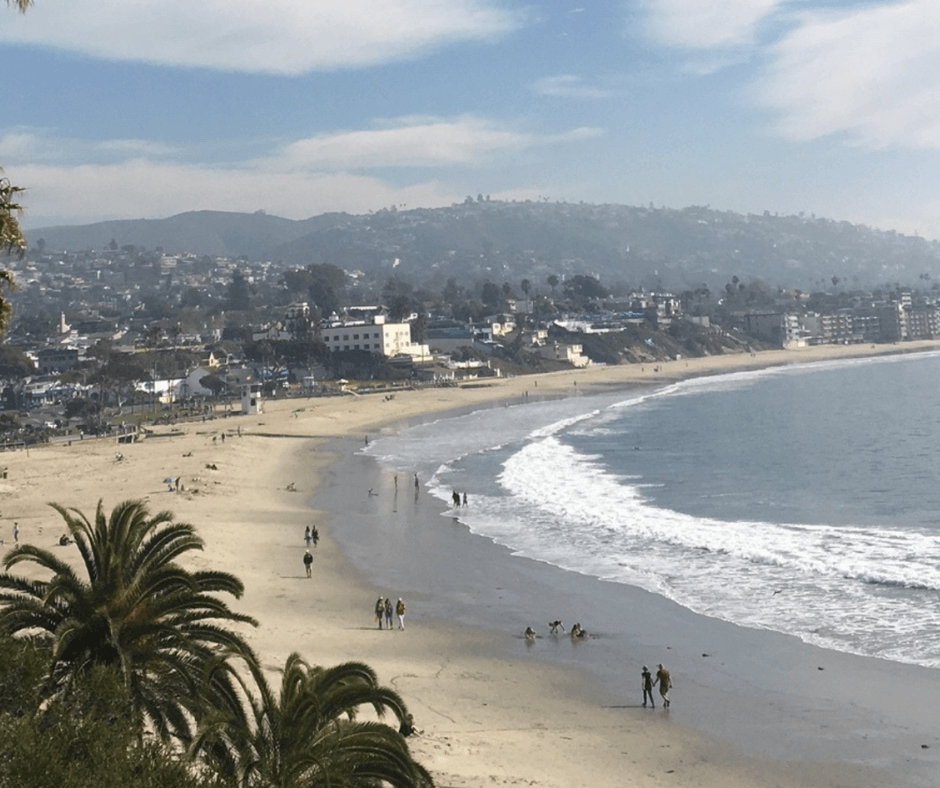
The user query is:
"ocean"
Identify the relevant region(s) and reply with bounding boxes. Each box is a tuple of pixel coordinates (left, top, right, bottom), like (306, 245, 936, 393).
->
(366, 351, 940, 670)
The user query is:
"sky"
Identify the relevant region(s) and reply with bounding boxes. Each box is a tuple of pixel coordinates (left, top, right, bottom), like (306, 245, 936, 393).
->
(4, 0, 940, 239)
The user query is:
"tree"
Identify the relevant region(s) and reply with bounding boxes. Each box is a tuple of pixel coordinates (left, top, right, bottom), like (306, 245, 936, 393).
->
(194, 652, 433, 788)
(520, 279, 531, 297)
(547, 274, 559, 293)
(5, 1, 34, 12)
(0, 345, 35, 378)
(481, 281, 502, 310)
(0, 499, 258, 743)
(0, 171, 21, 331)
(226, 270, 252, 312)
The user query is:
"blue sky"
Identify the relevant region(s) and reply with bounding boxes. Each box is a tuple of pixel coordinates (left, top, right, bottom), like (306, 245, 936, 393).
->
(4, 0, 940, 239)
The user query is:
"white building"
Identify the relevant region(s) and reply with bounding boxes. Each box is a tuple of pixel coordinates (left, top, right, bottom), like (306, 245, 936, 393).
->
(320, 315, 429, 360)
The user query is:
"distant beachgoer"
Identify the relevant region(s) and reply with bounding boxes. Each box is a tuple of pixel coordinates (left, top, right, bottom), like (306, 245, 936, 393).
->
(384, 597, 393, 629)
(396, 597, 406, 630)
(452, 490, 460, 507)
(654, 664, 672, 707)
(303, 549, 313, 578)
(375, 596, 385, 629)
(524, 626, 537, 641)
(549, 620, 565, 635)
(304, 526, 312, 548)
(642, 666, 655, 708)
(310, 525, 319, 547)
(13, 522, 18, 543)
(462, 492, 468, 506)
(570, 623, 587, 639)
(414, 473, 419, 491)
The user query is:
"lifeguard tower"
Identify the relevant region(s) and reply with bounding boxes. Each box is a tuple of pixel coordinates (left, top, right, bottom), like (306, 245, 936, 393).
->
(241, 382, 263, 415)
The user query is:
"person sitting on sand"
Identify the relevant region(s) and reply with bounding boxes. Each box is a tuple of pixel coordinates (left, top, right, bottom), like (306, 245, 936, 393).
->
(570, 622, 587, 639)
(524, 626, 537, 641)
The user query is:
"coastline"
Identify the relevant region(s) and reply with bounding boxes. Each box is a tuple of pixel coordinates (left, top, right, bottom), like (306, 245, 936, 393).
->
(3, 341, 940, 787)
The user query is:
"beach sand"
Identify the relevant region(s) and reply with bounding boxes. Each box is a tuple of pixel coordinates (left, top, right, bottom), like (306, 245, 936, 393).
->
(3, 341, 940, 787)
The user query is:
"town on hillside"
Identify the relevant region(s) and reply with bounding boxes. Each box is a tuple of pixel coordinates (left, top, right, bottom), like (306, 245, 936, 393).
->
(0, 237, 936, 445)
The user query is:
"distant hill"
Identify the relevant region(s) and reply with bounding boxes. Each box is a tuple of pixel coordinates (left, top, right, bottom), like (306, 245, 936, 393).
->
(27, 202, 940, 292)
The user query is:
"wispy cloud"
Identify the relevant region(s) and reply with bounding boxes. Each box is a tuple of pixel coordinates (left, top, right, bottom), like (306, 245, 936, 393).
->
(12, 160, 462, 227)
(1, 130, 181, 165)
(3, 116, 604, 226)
(270, 117, 604, 170)
(759, 1, 940, 149)
(640, 0, 785, 49)
(2, 0, 523, 75)
(534, 75, 616, 99)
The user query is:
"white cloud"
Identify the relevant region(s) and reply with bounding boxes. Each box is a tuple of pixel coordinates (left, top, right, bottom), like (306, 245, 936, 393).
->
(534, 75, 616, 99)
(270, 117, 604, 170)
(5, 116, 605, 226)
(2, 0, 523, 74)
(13, 160, 462, 227)
(760, 1, 940, 149)
(1, 130, 181, 164)
(641, 0, 785, 49)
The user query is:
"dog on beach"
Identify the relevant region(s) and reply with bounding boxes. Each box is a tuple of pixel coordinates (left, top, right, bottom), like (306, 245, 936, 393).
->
(549, 620, 565, 635)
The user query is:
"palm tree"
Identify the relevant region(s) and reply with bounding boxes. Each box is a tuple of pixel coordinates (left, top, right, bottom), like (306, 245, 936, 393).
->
(194, 652, 434, 788)
(0, 499, 258, 742)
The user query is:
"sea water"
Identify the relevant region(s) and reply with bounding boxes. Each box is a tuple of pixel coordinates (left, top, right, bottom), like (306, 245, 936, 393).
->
(367, 351, 940, 669)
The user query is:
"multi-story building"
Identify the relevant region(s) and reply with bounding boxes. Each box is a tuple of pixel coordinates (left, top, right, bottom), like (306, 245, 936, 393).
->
(320, 315, 429, 360)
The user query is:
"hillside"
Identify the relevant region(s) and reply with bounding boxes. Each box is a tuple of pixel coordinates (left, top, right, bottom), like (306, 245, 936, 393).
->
(28, 201, 940, 292)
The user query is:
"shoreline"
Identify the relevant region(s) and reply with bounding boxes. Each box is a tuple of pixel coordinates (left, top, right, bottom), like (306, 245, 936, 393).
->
(3, 342, 940, 786)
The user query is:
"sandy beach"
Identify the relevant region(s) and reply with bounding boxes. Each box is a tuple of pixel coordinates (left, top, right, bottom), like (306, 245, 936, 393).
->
(4, 341, 940, 787)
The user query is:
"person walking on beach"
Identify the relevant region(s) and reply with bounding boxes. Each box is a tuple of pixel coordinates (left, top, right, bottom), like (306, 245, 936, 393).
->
(641, 666, 655, 708)
(12, 522, 18, 544)
(396, 597, 406, 630)
(304, 525, 312, 548)
(654, 663, 672, 707)
(384, 597, 394, 630)
(375, 596, 385, 629)
(303, 549, 313, 578)
(310, 524, 319, 547)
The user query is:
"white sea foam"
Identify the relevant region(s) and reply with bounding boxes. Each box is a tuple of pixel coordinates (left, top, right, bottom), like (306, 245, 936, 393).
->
(369, 351, 940, 668)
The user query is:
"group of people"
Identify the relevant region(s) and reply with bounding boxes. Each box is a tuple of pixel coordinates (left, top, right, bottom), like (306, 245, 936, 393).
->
(451, 490, 468, 507)
(302, 525, 320, 578)
(525, 620, 588, 640)
(641, 664, 672, 708)
(374, 596, 406, 630)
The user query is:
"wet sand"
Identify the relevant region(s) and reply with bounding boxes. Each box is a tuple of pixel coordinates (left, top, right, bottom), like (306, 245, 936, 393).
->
(3, 341, 940, 786)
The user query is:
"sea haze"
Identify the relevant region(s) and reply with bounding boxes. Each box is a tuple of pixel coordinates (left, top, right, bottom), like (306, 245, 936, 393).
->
(368, 352, 940, 669)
